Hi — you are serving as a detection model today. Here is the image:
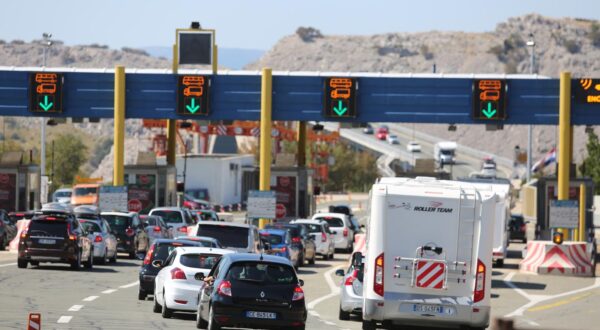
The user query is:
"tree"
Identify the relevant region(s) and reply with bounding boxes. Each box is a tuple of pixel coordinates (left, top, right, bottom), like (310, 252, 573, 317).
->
(325, 143, 378, 192)
(47, 133, 88, 188)
(579, 130, 600, 187)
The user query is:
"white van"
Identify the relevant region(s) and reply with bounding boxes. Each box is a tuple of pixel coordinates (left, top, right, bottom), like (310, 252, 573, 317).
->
(362, 177, 496, 330)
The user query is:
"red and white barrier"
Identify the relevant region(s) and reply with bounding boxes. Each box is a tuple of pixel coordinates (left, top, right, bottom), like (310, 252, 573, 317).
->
(27, 313, 41, 330)
(519, 241, 594, 277)
(8, 219, 30, 252)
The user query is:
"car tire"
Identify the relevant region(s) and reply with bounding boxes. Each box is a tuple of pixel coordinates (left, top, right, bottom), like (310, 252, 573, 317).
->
(362, 320, 377, 330)
(323, 253, 329, 260)
(297, 253, 304, 268)
(84, 250, 94, 270)
(17, 258, 27, 269)
(329, 250, 335, 260)
(129, 251, 136, 259)
(138, 289, 147, 301)
(98, 249, 108, 265)
(196, 308, 208, 329)
(207, 305, 221, 330)
(339, 306, 351, 320)
(110, 250, 117, 263)
(161, 290, 173, 318)
(523, 238, 528, 244)
(0, 234, 5, 250)
(70, 252, 81, 271)
(496, 259, 504, 268)
(153, 295, 161, 313)
(292, 325, 305, 330)
(309, 253, 316, 265)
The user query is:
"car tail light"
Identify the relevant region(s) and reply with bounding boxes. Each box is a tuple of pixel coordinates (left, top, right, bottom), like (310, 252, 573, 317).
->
(46, 217, 57, 221)
(374, 253, 384, 296)
(345, 269, 358, 286)
(292, 285, 304, 301)
(280, 246, 287, 253)
(343, 227, 349, 237)
(94, 236, 103, 243)
(20, 225, 29, 239)
(125, 228, 135, 237)
(153, 226, 161, 233)
(291, 237, 301, 243)
(321, 232, 327, 243)
(217, 280, 232, 297)
(67, 223, 77, 240)
(177, 226, 188, 234)
(143, 244, 156, 265)
(474, 259, 486, 303)
(170, 267, 187, 280)
(520, 224, 527, 232)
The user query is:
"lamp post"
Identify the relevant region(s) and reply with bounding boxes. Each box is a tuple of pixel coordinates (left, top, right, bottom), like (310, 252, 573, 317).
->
(526, 34, 535, 182)
(40, 33, 53, 203)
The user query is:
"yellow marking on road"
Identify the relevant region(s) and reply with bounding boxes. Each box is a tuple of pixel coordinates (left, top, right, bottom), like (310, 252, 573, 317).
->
(527, 292, 593, 312)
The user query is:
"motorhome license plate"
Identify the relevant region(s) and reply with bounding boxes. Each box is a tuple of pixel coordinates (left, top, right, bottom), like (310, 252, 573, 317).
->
(246, 311, 276, 319)
(413, 304, 447, 315)
(38, 239, 55, 245)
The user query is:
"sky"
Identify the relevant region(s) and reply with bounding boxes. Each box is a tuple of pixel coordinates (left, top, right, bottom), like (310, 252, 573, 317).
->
(1, 0, 598, 50)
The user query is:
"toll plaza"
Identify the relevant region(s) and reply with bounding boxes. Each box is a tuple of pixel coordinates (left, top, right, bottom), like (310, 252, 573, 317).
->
(0, 151, 40, 212)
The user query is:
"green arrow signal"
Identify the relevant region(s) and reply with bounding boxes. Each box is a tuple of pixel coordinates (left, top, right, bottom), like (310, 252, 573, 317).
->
(186, 98, 200, 114)
(39, 95, 53, 111)
(481, 102, 497, 119)
(333, 100, 348, 116)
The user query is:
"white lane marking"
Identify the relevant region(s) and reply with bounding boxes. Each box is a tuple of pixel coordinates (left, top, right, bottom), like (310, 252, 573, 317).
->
(82, 296, 98, 302)
(0, 262, 17, 268)
(102, 289, 117, 294)
(307, 265, 342, 310)
(119, 281, 139, 289)
(504, 274, 600, 317)
(68, 305, 83, 312)
(308, 310, 320, 317)
(57, 316, 72, 324)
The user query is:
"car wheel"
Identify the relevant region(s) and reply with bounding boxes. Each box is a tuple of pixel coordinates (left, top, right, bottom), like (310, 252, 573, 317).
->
(84, 249, 94, 270)
(138, 289, 147, 301)
(339, 305, 351, 320)
(153, 296, 161, 313)
(98, 249, 107, 265)
(362, 320, 377, 330)
(523, 238, 528, 244)
(496, 259, 504, 268)
(129, 250, 136, 259)
(322, 253, 329, 260)
(292, 325, 305, 330)
(161, 290, 173, 318)
(309, 253, 316, 265)
(297, 253, 304, 268)
(17, 258, 27, 269)
(0, 234, 5, 250)
(329, 250, 335, 260)
(196, 306, 208, 329)
(207, 305, 221, 330)
(70, 251, 81, 271)
(110, 250, 118, 263)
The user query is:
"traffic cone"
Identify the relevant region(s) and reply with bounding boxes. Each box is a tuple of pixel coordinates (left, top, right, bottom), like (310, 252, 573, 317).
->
(27, 313, 41, 330)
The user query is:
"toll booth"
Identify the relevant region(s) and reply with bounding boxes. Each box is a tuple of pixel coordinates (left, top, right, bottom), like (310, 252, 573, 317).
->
(535, 177, 594, 241)
(124, 159, 177, 214)
(242, 166, 315, 220)
(0, 152, 40, 212)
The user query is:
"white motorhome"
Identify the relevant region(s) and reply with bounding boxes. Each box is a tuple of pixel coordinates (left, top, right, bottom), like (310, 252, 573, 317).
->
(434, 141, 457, 166)
(362, 177, 496, 330)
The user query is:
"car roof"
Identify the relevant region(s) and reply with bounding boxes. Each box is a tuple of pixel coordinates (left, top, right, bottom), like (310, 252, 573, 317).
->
(153, 239, 205, 246)
(101, 211, 136, 217)
(150, 207, 185, 212)
(260, 228, 287, 236)
(292, 219, 325, 225)
(173, 246, 235, 255)
(196, 221, 251, 229)
(222, 252, 293, 266)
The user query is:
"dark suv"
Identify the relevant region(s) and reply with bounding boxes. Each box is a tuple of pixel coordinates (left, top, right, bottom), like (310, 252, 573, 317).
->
(18, 210, 94, 270)
(101, 212, 149, 259)
(265, 223, 316, 267)
(0, 209, 17, 250)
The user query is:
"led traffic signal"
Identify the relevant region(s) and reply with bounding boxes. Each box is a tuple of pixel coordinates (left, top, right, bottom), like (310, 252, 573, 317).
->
(324, 77, 357, 118)
(177, 75, 210, 116)
(573, 78, 600, 104)
(29, 72, 63, 113)
(472, 79, 507, 120)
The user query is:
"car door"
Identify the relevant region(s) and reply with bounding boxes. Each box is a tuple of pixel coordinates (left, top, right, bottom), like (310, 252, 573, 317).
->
(200, 258, 223, 320)
(155, 251, 177, 304)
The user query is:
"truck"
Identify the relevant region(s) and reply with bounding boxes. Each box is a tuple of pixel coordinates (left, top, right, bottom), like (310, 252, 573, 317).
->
(434, 141, 457, 166)
(362, 177, 496, 330)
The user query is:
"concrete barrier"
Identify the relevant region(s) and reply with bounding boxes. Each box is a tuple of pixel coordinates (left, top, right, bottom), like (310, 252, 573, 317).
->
(519, 240, 595, 277)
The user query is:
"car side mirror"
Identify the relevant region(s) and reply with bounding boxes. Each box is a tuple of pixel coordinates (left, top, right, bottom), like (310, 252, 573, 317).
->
(151, 260, 163, 268)
(262, 241, 271, 251)
(195, 272, 205, 281)
(335, 269, 345, 277)
(298, 279, 304, 287)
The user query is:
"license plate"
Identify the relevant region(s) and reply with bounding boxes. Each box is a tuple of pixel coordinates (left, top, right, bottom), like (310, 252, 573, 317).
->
(413, 304, 452, 315)
(38, 239, 56, 245)
(245, 311, 276, 319)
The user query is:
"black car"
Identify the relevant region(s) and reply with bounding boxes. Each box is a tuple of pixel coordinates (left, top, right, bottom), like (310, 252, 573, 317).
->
(197, 253, 307, 330)
(265, 223, 317, 267)
(138, 239, 206, 300)
(8, 211, 35, 223)
(18, 210, 94, 270)
(509, 214, 528, 243)
(0, 209, 17, 250)
(101, 212, 149, 259)
(362, 124, 374, 134)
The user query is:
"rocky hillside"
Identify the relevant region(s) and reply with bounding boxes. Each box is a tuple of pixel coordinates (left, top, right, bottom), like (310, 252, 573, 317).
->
(246, 14, 600, 167)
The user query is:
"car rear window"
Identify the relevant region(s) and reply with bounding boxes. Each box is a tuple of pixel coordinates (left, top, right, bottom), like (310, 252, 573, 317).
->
(154, 242, 193, 260)
(29, 220, 68, 236)
(152, 210, 183, 224)
(197, 211, 218, 221)
(303, 224, 323, 233)
(142, 217, 159, 226)
(265, 225, 300, 238)
(226, 262, 296, 285)
(79, 220, 102, 233)
(179, 253, 221, 269)
(102, 215, 132, 231)
(314, 216, 344, 227)
(260, 233, 284, 245)
(197, 224, 249, 249)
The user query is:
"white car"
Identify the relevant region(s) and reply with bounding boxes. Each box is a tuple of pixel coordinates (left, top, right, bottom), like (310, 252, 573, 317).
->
(52, 188, 72, 203)
(386, 134, 400, 145)
(290, 219, 335, 260)
(79, 218, 118, 264)
(312, 213, 354, 252)
(481, 163, 497, 177)
(149, 207, 196, 238)
(406, 141, 422, 153)
(153, 247, 234, 318)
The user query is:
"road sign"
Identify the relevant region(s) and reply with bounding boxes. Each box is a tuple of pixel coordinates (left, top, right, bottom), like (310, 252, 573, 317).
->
(128, 199, 143, 213)
(247, 190, 276, 219)
(549, 200, 579, 229)
(324, 77, 357, 118)
(177, 75, 210, 116)
(29, 72, 63, 113)
(573, 78, 600, 104)
(275, 203, 287, 219)
(177, 30, 214, 65)
(99, 186, 128, 212)
(472, 79, 507, 120)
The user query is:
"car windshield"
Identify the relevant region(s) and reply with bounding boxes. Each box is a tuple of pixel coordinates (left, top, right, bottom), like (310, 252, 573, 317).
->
(441, 149, 455, 156)
(73, 187, 98, 196)
(102, 215, 132, 231)
(226, 261, 297, 284)
(79, 220, 102, 233)
(151, 210, 183, 224)
(179, 253, 222, 269)
(54, 191, 71, 197)
(197, 224, 249, 248)
(260, 233, 284, 245)
(314, 216, 344, 227)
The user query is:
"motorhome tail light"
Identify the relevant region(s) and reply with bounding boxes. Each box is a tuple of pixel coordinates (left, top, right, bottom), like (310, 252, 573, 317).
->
(94, 236, 103, 243)
(343, 227, 349, 237)
(374, 253, 384, 296)
(143, 244, 156, 265)
(292, 285, 305, 301)
(474, 259, 486, 303)
(170, 267, 187, 280)
(345, 269, 359, 286)
(217, 280, 232, 297)
(125, 228, 135, 237)
(153, 226, 161, 233)
(291, 237, 301, 243)
(321, 232, 327, 243)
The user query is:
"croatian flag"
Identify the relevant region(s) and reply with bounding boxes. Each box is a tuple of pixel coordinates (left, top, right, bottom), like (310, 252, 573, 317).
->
(531, 148, 557, 173)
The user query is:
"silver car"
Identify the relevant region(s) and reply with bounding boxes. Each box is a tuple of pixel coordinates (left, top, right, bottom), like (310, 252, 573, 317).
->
(336, 252, 364, 320)
(140, 215, 172, 245)
(79, 218, 118, 264)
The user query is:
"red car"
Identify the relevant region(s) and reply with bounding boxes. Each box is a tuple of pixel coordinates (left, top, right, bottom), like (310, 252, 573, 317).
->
(375, 127, 388, 140)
